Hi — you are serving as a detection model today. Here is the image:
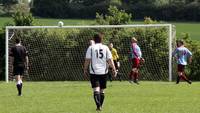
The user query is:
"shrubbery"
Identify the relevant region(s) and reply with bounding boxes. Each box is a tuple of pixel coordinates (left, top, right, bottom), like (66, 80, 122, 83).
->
(30, 0, 200, 21)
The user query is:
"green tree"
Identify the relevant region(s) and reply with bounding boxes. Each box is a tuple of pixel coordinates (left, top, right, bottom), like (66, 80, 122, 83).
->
(96, 5, 132, 25)
(12, 11, 34, 26)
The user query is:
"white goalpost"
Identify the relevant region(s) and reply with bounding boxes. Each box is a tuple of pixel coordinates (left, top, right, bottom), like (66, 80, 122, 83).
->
(5, 24, 175, 83)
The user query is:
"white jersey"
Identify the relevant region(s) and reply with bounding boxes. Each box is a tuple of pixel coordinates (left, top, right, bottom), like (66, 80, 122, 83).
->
(86, 43, 112, 75)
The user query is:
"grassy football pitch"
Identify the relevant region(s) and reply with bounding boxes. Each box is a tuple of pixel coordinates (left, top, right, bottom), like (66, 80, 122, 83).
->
(0, 81, 199, 113)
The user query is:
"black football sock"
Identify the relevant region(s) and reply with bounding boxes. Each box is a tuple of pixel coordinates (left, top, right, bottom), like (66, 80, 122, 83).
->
(181, 74, 191, 84)
(16, 84, 21, 95)
(100, 92, 105, 106)
(176, 76, 180, 84)
(93, 91, 101, 108)
(20, 83, 23, 95)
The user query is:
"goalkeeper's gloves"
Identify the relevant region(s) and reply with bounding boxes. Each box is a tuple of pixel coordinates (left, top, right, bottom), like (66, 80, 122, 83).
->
(140, 58, 145, 64)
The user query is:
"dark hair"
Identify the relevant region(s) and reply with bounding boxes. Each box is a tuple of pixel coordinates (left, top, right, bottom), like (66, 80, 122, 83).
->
(15, 38, 21, 44)
(176, 40, 184, 45)
(93, 33, 103, 43)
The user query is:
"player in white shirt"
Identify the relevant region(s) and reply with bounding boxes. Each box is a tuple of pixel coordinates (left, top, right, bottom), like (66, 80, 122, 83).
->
(84, 33, 116, 111)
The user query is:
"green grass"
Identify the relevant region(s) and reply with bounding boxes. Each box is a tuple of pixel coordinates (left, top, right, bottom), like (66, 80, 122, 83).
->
(172, 22, 200, 40)
(0, 17, 200, 40)
(0, 81, 200, 113)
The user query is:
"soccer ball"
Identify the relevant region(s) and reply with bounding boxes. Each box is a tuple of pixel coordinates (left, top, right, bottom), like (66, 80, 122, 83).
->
(58, 21, 64, 27)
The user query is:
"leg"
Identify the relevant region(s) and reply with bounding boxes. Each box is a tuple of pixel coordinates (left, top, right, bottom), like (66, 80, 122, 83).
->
(128, 70, 133, 82)
(16, 75, 22, 96)
(99, 74, 107, 110)
(177, 71, 182, 84)
(176, 74, 180, 84)
(90, 74, 101, 110)
(100, 89, 105, 107)
(181, 72, 192, 84)
(93, 87, 101, 110)
(117, 70, 122, 81)
(132, 68, 139, 84)
(177, 64, 191, 84)
(129, 58, 139, 84)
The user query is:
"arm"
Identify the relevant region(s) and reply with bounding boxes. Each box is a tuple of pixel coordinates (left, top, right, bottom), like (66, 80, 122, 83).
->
(107, 59, 117, 77)
(189, 56, 192, 64)
(107, 47, 117, 77)
(138, 46, 142, 59)
(187, 49, 192, 64)
(25, 56, 29, 70)
(83, 58, 91, 75)
(172, 48, 177, 57)
(84, 47, 92, 79)
(83, 59, 91, 80)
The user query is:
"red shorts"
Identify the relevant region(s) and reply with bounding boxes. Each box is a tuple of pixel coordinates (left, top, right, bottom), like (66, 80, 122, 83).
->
(177, 64, 185, 72)
(132, 58, 140, 68)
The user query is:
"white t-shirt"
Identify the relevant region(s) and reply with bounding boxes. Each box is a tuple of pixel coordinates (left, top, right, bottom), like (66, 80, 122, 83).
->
(86, 43, 112, 75)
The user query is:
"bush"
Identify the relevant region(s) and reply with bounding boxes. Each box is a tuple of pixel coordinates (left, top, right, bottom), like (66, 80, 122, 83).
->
(96, 5, 132, 25)
(12, 11, 34, 26)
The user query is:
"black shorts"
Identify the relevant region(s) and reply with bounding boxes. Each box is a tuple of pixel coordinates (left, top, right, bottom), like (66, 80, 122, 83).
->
(90, 74, 108, 89)
(13, 65, 25, 76)
(177, 64, 185, 72)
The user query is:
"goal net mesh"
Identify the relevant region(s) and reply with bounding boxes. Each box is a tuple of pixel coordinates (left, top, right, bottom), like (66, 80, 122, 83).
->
(7, 25, 176, 81)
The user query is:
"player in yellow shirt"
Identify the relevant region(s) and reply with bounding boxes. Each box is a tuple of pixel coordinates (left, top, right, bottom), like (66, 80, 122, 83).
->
(108, 43, 121, 81)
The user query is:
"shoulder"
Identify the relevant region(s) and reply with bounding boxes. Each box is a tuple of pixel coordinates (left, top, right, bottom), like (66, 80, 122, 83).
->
(101, 44, 109, 49)
(184, 47, 190, 50)
(184, 47, 192, 53)
(86, 46, 92, 52)
(136, 44, 140, 47)
(175, 47, 180, 51)
(113, 48, 117, 52)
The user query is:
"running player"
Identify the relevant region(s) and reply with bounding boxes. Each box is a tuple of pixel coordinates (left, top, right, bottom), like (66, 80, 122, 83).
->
(172, 40, 192, 84)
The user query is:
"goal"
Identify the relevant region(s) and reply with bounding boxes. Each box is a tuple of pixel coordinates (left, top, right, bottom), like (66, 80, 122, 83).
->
(5, 24, 176, 82)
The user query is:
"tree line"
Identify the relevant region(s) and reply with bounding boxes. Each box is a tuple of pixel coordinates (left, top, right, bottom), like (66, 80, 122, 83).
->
(30, 0, 200, 21)
(0, 0, 200, 21)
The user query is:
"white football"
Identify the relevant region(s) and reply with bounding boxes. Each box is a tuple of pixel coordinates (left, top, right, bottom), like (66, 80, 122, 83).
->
(58, 21, 64, 27)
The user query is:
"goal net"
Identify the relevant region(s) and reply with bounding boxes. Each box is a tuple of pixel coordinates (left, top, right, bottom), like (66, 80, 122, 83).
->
(5, 24, 176, 82)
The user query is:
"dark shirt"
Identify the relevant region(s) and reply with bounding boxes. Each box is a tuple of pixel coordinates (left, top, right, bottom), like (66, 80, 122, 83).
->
(10, 45, 27, 66)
